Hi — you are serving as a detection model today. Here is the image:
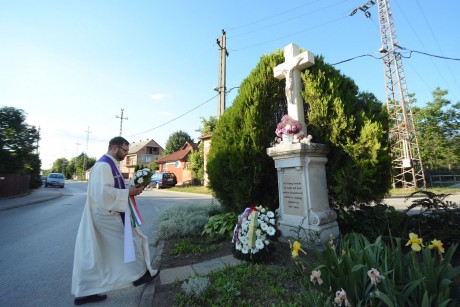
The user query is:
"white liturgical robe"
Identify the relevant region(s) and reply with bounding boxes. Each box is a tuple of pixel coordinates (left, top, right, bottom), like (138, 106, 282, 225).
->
(71, 155, 153, 297)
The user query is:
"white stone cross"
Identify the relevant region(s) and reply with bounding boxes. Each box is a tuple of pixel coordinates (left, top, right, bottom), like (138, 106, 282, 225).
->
(274, 43, 315, 133)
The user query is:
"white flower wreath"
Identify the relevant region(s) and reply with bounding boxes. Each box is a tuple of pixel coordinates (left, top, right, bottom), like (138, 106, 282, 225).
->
(232, 206, 278, 259)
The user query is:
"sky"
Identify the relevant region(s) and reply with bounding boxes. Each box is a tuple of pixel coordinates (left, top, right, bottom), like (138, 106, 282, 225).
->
(1, 0, 459, 169)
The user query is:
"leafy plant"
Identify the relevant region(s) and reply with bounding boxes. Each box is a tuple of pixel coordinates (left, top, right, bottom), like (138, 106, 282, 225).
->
(202, 212, 238, 239)
(301, 233, 460, 306)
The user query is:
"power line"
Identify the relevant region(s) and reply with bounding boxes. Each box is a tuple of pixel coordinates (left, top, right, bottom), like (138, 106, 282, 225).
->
(331, 48, 460, 66)
(228, 0, 348, 40)
(401, 49, 460, 61)
(415, 1, 460, 98)
(332, 53, 382, 65)
(126, 94, 218, 138)
(224, 0, 323, 31)
(230, 15, 349, 53)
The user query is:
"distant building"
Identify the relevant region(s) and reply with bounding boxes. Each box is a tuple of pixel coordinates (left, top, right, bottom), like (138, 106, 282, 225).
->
(198, 133, 212, 186)
(155, 141, 198, 185)
(119, 139, 164, 179)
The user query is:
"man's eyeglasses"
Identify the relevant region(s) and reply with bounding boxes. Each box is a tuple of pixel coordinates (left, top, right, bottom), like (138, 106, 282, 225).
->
(117, 146, 129, 153)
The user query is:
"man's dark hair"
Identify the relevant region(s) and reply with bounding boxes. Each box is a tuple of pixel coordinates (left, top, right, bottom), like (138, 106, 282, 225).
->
(108, 136, 129, 149)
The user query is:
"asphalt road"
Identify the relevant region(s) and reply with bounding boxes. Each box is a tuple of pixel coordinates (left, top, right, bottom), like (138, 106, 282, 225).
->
(0, 182, 216, 307)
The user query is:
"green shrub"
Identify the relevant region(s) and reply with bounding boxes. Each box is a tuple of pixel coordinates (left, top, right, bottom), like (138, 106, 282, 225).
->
(157, 203, 212, 239)
(337, 203, 408, 242)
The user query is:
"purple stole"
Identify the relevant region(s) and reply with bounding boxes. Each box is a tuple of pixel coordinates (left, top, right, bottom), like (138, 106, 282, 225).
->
(97, 155, 126, 223)
(97, 155, 126, 188)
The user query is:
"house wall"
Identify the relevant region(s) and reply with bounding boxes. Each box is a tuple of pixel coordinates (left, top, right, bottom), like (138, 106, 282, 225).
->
(202, 138, 211, 186)
(159, 160, 191, 185)
(119, 139, 164, 179)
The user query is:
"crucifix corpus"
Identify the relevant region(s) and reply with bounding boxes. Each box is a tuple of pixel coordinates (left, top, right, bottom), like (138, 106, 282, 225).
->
(273, 43, 315, 134)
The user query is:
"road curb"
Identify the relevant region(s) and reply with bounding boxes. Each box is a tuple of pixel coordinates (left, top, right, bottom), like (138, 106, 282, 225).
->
(140, 240, 164, 306)
(0, 190, 63, 211)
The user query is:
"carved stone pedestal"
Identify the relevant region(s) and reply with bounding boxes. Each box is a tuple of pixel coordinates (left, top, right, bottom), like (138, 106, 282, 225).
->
(267, 142, 339, 249)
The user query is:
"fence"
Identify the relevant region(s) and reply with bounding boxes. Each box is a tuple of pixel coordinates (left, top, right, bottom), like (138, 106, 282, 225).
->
(427, 173, 460, 187)
(0, 174, 30, 198)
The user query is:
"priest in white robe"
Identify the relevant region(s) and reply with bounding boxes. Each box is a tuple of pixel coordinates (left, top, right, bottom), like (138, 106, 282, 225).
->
(71, 137, 159, 305)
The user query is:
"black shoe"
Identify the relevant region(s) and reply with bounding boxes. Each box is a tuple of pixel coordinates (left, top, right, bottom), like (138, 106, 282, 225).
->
(133, 270, 160, 287)
(74, 294, 107, 305)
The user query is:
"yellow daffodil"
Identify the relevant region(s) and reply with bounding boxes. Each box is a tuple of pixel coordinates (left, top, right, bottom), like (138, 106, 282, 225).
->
(290, 240, 306, 258)
(406, 233, 424, 252)
(428, 239, 445, 254)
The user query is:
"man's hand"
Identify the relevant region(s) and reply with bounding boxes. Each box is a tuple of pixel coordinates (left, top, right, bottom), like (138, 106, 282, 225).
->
(129, 185, 144, 196)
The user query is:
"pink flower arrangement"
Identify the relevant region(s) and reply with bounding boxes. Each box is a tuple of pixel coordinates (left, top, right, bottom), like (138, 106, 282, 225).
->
(275, 115, 302, 137)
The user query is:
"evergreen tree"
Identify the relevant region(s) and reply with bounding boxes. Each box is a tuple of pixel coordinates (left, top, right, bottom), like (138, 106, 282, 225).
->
(302, 57, 391, 206)
(207, 51, 286, 212)
(164, 130, 193, 155)
(207, 50, 391, 213)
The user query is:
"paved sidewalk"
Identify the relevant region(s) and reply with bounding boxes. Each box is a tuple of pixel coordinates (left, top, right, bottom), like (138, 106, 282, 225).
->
(0, 187, 63, 211)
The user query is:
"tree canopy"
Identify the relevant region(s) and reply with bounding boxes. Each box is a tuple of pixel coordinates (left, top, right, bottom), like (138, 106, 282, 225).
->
(413, 87, 460, 170)
(164, 130, 193, 155)
(188, 116, 217, 183)
(207, 50, 391, 213)
(0, 106, 42, 187)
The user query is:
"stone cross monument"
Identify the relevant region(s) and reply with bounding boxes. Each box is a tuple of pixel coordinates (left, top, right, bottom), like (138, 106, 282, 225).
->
(274, 43, 314, 134)
(267, 43, 339, 248)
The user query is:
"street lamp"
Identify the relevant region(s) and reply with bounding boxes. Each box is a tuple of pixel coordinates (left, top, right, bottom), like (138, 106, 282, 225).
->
(213, 86, 239, 94)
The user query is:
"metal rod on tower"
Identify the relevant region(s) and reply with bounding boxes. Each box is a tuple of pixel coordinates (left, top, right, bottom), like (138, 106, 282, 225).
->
(116, 108, 128, 136)
(83, 127, 92, 172)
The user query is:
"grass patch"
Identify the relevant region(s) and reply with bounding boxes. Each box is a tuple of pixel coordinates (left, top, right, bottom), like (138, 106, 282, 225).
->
(169, 185, 214, 195)
(170, 237, 217, 257)
(173, 262, 329, 306)
(388, 187, 459, 197)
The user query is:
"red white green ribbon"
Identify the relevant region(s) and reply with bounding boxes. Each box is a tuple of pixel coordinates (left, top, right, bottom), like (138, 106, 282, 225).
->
(128, 196, 143, 226)
(232, 205, 258, 244)
(124, 196, 143, 263)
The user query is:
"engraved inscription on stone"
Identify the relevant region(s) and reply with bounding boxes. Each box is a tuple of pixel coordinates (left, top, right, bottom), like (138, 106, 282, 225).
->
(282, 174, 304, 216)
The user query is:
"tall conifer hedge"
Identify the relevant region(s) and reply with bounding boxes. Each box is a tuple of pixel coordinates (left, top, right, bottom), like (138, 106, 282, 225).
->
(207, 50, 391, 213)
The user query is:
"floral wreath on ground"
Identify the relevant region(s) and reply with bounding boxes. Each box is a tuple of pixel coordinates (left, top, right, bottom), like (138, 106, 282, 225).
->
(272, 114, 313, 146)
(232, 205, 280, 262)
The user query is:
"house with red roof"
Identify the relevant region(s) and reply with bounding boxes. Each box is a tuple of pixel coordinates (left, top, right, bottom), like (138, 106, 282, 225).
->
(155, 141, 198, 185)
(119, 138, 164, 179)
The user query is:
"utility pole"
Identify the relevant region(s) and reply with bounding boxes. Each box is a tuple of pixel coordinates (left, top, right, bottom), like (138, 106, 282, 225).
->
(83, 127, 92, 173)
(75, 140, 81, 179)
(116, 108, 128, 136)
(216, 29, 228, 118)
(36, 126, 40, 155)
(352, 0, 426, 189)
